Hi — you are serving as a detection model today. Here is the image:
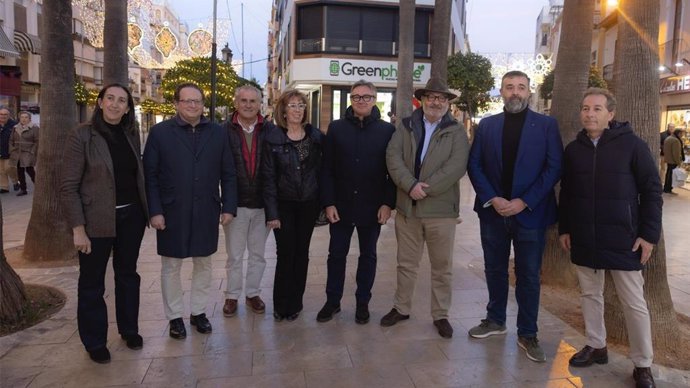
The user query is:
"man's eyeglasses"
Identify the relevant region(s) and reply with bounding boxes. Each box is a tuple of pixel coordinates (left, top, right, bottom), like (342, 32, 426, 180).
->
(424, 94, 449, 103)
(287, 103, 307, 110)
(178, 99, 203, 106)
(351, 95, 375, 102)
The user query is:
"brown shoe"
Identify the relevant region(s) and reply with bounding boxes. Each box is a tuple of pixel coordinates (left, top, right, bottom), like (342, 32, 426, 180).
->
(223, 299, 238, 317)
(569, 345, 608, 367)
(433, 319, 454, 338)
(246, 296, 266, 314)
(633, 367, 656, 388)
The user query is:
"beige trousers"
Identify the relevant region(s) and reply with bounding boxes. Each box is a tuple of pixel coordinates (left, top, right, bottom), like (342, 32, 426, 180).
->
(576, 265, 653, 367)
(161, 256, 213, 320)
(393, 211, 456, 320)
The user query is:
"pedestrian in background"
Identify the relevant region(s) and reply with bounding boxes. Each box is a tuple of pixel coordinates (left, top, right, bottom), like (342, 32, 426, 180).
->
(467, 70, 563, 363)
(61, 84, 148, 364)
(382, 77, 470, 339)
(316, 80, 396, 325)
(559, 88, 661, 388)
(143, 82, 237, 340)
(10, 111, 38, 196)
(262, 89, 322, 322)
(0, 107, 19, 193)
(221, 85, 273, 318)
(663, 127, 685, 194)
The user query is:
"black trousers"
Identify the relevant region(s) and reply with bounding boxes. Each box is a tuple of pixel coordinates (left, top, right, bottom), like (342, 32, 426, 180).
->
(272, 199, 320, 316)
(664, 163, 677, 192)
(16, 162, 35, 191)
(77, 204, 146, 351)
(326, 222, 381, 305)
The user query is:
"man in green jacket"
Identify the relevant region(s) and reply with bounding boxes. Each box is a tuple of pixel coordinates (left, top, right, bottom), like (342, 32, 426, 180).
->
(381, 77, 470, 338)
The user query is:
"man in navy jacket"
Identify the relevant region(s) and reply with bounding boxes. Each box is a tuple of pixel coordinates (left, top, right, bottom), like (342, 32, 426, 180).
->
(144, 83, 237, 340)
(559, 88, 661, 388)
(316, 79, 396, 324)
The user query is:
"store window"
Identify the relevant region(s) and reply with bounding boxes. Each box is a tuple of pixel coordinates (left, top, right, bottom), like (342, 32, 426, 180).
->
(331, 88, 396, 123)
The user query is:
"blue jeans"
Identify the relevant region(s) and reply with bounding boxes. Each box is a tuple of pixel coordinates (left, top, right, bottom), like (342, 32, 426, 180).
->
(479, 216, 545, 338)
(325, 222, 381, 305)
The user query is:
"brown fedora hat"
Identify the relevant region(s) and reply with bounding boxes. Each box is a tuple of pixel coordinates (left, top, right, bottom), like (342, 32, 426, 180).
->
(414, 77, 458, 101)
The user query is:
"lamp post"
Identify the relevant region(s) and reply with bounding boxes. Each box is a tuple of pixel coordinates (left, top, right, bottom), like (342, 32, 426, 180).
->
(210, 0, 218, 123)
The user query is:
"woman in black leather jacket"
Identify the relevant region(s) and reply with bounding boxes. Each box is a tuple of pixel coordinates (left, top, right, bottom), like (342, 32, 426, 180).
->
(262, 89, 322, 321)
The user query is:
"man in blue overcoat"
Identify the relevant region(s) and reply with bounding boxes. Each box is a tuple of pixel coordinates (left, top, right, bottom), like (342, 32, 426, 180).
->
(143, 83, 237, 339)
(467, 70, 563, 363)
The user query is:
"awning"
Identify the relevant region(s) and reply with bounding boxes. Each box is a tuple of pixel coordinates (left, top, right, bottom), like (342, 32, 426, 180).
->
(0, 28, 20, 57)
(13, 30, 41, 54)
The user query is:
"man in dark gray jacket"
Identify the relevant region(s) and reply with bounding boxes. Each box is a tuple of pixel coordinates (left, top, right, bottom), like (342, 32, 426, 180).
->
(559, 88, 661, 388)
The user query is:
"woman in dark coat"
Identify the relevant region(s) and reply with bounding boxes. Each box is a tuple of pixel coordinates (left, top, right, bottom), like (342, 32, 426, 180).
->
(60, 84, 148, 364)
(262, 89, 322, 321)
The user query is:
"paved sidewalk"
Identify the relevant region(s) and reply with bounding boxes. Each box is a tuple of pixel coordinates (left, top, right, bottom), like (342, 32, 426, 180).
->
(1, 178, 689, 387)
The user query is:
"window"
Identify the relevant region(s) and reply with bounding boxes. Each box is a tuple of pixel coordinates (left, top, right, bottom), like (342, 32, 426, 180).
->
(362, 9, 395, 55)
(297, 6, 323, 53)
(14, 3, 27, 32)
(325, 6, 360, 53)
(541, 33, 548, 46)
(295, 4, 431, 58)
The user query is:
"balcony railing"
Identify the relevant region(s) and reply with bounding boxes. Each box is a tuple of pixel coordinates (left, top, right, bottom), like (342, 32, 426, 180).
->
(297, 38, 430, 57)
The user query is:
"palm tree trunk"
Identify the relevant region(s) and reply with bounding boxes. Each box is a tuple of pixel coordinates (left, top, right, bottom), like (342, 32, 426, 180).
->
(0, 199, 27, 323)
(430, 0, 452, 81)
(23, 0, 76, 261)
(542, 0, 595, 289)
(103, 0, 129, 86)
(607, 0, 679, 351)
(396, 0, 415, 121)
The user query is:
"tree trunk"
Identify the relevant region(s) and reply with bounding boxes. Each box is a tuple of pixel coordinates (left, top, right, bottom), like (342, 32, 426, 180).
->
(23, 0, 76, 261)
(0, 199, 27, 323)
(396, 0, 415, 121)
(542, 0, 595, 289)
(430, 0, 452, 81)
(607, 0, 679, 351)
(103, 0, 129, 86)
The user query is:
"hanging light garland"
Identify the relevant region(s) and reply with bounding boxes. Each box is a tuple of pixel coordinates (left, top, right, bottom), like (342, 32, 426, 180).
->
(72, 0, 232, 69)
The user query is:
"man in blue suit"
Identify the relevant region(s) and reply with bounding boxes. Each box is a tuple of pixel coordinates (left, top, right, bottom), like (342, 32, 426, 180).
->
(467, 71, 563, 363)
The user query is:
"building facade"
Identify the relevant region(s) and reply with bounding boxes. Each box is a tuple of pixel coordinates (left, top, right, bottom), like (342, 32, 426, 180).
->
(267, 0, 468, 128)
(536, 0, 690, 137)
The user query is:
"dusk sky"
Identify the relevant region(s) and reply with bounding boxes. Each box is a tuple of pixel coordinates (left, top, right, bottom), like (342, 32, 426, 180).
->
(167, 0, 549, 84)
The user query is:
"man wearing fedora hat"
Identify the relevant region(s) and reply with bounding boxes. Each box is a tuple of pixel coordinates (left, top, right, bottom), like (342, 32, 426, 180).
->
(382, 77, 470, 338)
(467, 70, 563, 363)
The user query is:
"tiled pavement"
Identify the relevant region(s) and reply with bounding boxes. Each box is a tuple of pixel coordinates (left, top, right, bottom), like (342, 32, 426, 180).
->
(1, 177, 689, 387)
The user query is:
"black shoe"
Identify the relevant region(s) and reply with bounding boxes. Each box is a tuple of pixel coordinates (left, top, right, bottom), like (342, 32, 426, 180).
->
(88, 347, 111, 364)
(316, 302, 341, 322)
(633, 367, 656, 388)
(17, 190, 27, 196)
(121, 333, 143, 350)
(569, 345, 608, 367)
(190, 313, 212, 334)
(380, 308, 409, 327)
(273, 312, 285, 322)
(0, 189, 8, 193)
(433, 319, 453, 338)
(13, 182, 20, 191)
(169, 318, 186, 339)
(355, 303, 370, 324)
(286, 311, 300, 321)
